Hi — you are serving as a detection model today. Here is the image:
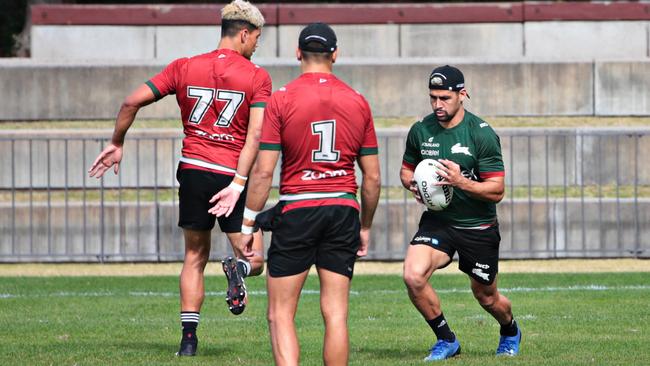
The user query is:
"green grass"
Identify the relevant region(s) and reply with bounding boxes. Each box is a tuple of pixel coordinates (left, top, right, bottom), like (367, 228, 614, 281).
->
(2, 116, 650, 129)
(1, 273, 649, 365)
(3, 184, 650, 204)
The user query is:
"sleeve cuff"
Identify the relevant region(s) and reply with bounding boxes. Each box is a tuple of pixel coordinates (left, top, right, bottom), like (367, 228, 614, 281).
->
(260, 142, 281, 151)
(480, 171, 505, 179)
(145, 80, 162, 100)
(402, 161, 416, 170)
(359, 147, 378, 155)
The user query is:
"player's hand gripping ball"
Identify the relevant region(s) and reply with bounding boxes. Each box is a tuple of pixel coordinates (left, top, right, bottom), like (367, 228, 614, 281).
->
(413, 159, 453, 211)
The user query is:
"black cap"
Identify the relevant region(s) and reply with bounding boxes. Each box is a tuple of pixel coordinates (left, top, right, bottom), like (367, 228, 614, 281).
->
(428, 65, 466, 92)
(298, 22, 337, 53)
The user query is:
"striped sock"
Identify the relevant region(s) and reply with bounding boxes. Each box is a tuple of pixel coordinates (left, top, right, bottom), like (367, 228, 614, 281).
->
(180, 311, 199, 338)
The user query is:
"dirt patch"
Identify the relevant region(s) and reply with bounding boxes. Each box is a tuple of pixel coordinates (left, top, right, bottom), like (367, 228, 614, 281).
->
(0, 259, 648, 277)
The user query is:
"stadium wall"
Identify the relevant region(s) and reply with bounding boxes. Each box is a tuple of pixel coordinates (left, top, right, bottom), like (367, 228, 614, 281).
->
(28, 3, 650, 61)
(1, 60, 649, 119)
(1, 199, 647, 261)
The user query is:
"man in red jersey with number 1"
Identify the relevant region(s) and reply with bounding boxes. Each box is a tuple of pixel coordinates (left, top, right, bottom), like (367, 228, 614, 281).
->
(238, 23, 381, 366)
(88, 0, 270, 357)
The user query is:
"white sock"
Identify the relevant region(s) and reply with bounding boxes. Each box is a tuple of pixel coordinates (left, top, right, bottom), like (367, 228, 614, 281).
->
(237, 259, 251, 277)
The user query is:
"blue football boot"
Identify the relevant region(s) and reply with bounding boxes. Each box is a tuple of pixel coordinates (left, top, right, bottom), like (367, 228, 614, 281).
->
(424, 338, 461, 361)
(496, 327, 521, 356)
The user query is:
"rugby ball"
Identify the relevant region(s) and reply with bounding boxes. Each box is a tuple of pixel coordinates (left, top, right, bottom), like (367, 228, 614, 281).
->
(413, 159, 453, 211)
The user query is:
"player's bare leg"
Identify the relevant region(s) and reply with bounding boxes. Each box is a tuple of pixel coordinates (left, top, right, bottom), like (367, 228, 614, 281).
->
(317, 268, 351, 366)
(470, 276, 521, 356)
(178, 228, 211, 356)
(180, 229, 212, 311)
(470, 276, 512, 324)
(402, 244, 450, 319)
(403, 244, 460, 360)
(267, 270, 309, 366)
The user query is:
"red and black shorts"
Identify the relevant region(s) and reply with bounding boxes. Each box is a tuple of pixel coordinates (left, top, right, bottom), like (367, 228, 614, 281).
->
(176, 168, 246, 233)
(259, 204, 361, 279)
(410, 212, 501, 285)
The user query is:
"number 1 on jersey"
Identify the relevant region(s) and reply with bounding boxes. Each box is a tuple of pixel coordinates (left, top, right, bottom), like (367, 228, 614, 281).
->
(312, 120, 340, 162)
(187, 86, 244, 127)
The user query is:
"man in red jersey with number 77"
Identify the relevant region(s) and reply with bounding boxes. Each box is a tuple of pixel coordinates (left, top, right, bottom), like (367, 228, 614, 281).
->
(88, 0, 270, 357)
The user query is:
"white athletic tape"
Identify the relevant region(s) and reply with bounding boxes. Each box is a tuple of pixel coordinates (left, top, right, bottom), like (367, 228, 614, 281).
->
(228, 181, 245, 193)
(243, 207, 259, 221)
(241, 224, 254, 235)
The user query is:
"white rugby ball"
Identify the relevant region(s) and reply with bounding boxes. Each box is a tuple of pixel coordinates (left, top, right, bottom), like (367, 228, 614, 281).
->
(413, 159, 453, 211)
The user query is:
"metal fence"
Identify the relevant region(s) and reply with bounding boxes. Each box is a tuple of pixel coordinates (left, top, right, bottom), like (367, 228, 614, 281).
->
(1, 128, 648, 262)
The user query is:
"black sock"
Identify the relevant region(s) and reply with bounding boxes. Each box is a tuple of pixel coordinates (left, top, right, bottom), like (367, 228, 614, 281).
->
(180, 312, 199, 342)
(500, 318, 518, 337)
(426, 314, 455, 342)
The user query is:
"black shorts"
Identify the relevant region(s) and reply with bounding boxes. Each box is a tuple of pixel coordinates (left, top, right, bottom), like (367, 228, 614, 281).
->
(410, 212, 501, 285)
(176, 168, 247, 232)
(264, 204, 360, 279)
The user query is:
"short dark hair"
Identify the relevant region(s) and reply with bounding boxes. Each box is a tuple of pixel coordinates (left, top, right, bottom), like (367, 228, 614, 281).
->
(301, 41, 333, 62)
(221, 19, 258, 38)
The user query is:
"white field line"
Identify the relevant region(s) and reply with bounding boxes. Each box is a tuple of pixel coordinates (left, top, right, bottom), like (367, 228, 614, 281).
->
(1, 284, 649, 299)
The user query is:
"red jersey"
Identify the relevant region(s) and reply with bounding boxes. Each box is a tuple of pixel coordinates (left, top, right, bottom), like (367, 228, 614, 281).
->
(146, 49, 272, 175)
(260, 72, 378, 212)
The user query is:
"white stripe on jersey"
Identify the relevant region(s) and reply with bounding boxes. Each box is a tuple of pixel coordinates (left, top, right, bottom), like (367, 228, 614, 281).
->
(179, 157, 237, 174)
(279, 192, 348, 201)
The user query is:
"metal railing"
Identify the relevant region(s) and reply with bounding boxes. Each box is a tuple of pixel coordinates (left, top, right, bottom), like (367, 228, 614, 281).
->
(1, 128, 648, 262)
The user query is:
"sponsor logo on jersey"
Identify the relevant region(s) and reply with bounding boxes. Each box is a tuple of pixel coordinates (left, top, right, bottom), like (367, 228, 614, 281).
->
(479, 122, 489, 128)
(421, 141, 440, 148)
(451, 142, 472, 156)
(195, 130, 235, 142)
(421, 149, 440, 157)
(319, 78, 328, 83)
(472, 268, 490, 282)
(301, 169, 347, 181)
(421, 139, 440, 156)
(218, 54, 226, 59)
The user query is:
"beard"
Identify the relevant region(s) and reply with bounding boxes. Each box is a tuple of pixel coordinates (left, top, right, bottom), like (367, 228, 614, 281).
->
(435, 110, 452, 122)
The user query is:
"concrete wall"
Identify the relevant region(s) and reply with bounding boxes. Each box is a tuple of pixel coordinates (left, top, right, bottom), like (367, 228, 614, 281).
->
(2, 60, 649, 120)
(1, 199, 647, 262)
(30, 21, 650, 61)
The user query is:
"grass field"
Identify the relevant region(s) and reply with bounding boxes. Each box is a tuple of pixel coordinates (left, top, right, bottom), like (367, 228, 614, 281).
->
(1, 272, 649, 365)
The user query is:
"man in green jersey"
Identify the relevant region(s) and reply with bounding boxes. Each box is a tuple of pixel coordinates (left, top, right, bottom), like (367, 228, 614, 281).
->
(400, 65, 521, 361)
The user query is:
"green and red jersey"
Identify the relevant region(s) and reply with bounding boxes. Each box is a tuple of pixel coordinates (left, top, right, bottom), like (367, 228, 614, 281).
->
(402, 111, 505, 228)
(260, 72, 378, 212)
(146, 49, 272, 175)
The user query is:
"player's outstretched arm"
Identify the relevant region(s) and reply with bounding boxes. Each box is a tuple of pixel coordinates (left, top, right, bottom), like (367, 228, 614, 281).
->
(237, 149, 280, 257)
(357, 154, 381, 257)
(88, 84, 156, 178)
(209, 107, 265, 217)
